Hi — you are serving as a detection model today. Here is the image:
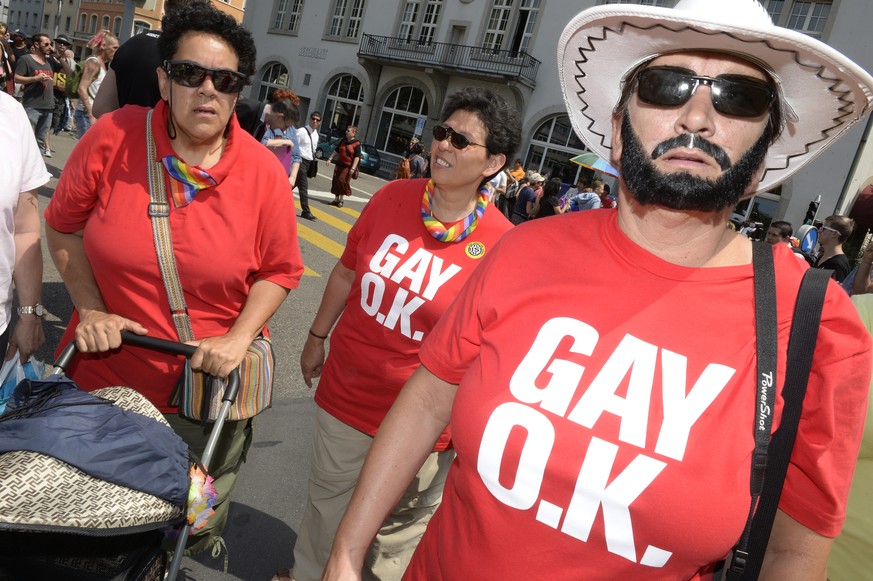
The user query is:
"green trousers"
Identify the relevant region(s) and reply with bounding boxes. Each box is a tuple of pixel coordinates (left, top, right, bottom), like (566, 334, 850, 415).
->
(164, 414, 253, 556)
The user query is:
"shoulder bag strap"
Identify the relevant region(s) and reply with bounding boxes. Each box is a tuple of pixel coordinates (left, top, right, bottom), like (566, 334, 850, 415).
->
(725, 241, 777, 579)
(740, 266, 831, 579)
(145, 109, 195, 342)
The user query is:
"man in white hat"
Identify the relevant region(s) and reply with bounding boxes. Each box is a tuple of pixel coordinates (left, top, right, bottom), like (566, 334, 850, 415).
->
(320, 1, 873, 579)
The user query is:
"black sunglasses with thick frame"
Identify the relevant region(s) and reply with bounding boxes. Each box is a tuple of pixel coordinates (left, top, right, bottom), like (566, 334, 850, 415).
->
(432, 125, 486, 150)
(636, 66, 776, 118)
(163, 60, 249, 94)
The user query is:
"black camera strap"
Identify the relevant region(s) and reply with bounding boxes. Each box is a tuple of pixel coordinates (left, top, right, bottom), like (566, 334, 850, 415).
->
(725, 243, 830, 579)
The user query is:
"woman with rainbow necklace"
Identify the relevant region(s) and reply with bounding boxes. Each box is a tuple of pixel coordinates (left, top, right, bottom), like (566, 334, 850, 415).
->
(280, 87, 520, 581)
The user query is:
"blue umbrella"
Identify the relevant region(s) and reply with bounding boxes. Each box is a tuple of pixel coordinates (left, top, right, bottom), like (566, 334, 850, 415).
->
(570, 152, 619, 177)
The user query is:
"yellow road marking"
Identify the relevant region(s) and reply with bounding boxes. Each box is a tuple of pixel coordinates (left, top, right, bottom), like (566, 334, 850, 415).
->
(296, 223, 346, 258)
(295, 201, 352, 233)
(303, 265, 320, 277)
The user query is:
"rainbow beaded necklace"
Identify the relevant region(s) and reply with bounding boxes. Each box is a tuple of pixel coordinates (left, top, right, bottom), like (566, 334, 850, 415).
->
(421, 179, 489, 243)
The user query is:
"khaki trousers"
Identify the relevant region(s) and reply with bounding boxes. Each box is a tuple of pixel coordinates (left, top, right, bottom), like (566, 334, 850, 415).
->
(293, 407, 453, 581)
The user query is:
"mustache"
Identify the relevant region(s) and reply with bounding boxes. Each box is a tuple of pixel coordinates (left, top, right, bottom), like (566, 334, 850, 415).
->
(651, 133, 731, 171)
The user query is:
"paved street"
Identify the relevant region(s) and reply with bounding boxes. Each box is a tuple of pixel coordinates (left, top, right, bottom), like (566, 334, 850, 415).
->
(34, 130, 386, 580)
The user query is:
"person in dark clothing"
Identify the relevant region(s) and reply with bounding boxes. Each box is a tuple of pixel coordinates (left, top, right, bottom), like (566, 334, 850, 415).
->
(92, 0, 196, 117)
(511, 172, 543, 225)
(815, 215, 854, 282)
(409, 142, 427, 178)
(535, 178, 570, 219)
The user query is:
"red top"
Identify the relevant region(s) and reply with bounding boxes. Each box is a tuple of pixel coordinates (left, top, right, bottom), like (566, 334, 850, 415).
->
(44, 101, 304, 411)
(315, 178, 512, 450)
(334, 138, 362, 168)
(408, 210, 871, 579)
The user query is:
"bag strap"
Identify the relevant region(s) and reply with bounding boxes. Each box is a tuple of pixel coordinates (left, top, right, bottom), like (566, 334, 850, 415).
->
(738, 266, 831, 579)
(145, 109, 195, 342)
(725, 248, 830, 580)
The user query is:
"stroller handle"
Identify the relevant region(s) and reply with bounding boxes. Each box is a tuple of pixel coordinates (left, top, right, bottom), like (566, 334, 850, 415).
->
(53, 331, 240, 406)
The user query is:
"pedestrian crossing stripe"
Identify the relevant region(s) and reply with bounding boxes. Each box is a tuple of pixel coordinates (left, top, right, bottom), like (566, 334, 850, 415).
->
(294, 193, 363, 276)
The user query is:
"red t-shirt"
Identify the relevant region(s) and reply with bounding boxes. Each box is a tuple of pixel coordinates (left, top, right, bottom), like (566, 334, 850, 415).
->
(44, 101, 304, 410)
(315, 178, 512, 449)
(410, 210, 871, 579)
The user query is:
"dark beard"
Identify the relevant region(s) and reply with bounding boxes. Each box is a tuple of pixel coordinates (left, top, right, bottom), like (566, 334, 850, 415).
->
(619, 111, 771, 212)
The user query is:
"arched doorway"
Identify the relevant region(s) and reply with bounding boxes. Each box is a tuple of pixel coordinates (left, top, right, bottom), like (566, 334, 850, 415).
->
(256, 62, 290, 102)
(375, 86, 428, 156)
(322, 74, 365, 141)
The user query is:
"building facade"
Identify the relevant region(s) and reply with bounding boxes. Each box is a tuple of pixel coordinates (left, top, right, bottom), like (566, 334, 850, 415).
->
(6, 0, 245, 58)
(243, 0, 873, 231)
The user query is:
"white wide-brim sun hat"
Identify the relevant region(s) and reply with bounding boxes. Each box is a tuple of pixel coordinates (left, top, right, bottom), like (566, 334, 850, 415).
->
(558, 0, 873, 193)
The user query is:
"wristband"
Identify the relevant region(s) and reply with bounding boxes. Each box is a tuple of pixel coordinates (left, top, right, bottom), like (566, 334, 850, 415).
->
(308, 328, 328, 340)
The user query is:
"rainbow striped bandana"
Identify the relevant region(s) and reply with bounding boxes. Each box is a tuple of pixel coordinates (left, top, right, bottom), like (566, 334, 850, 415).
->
(162, 156, 217, 208)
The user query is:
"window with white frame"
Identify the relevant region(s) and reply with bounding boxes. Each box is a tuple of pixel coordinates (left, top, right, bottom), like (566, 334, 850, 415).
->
(101, 15, 110, 31)
(603, 0, 669, 5)
(762, 0, 785, 24)
(525, 116, 590, 184)
(79, 13, 87, 32)
(482, 0, 511, 52)
(113, 16, 121, 36)
(786, 0, 831, 37)
(397, 0, 443, 44)
(322, 74, 365, 140)
(256, 62, 290, 102)
(375, 86, 428, 155)
(328, 0, 366, 40)
(89, 14, 98, 33)
(270, 0, 304, 34)
(482, 0, 541, 54)
(133, 20, 151, 35)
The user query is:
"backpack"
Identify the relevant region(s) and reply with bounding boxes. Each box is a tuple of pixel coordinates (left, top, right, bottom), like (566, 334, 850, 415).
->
(395, 158, 411, 180)
(65, 60, 84, 99)
(65, 58, 99, 100)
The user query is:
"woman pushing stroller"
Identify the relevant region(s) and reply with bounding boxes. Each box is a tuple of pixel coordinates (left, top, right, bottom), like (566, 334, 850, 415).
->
(44, 2, 303, 557)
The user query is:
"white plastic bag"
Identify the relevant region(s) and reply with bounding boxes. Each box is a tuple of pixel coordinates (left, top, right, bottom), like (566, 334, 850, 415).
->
(0, 352, 45, 415)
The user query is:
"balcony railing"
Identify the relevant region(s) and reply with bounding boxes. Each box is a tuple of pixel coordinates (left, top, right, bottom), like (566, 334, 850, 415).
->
(358, 34, 540, 88)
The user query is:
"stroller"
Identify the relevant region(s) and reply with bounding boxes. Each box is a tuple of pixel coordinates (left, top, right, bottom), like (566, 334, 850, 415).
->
(0, 332, 241, 581)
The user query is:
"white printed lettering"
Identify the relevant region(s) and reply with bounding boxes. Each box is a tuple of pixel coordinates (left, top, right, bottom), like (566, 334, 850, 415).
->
(381, 288, 426, 340)
(654, 350, 734, 461)
(359, 272, 385, 316)
(509, 318, 599, 417)
(566, 334, 657, 449)
(389, 248, 431, 295)
(561, 437, 667, 563)
(421, 255, 461, 300)
(478, 402, 555, 510)
(368, 234, 408, 278)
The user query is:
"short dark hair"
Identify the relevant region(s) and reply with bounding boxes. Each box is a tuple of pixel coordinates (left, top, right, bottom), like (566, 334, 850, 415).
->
(543, 178, 562, 198)
(32, 33, 49, 46)
(159, 2, 256, 80)
(770, 221, 793, 239)
(613, 57, 786, 145)
(825, 215, 855, 243)
(271, 98, 300, 125)
(440, 86, 521, 159)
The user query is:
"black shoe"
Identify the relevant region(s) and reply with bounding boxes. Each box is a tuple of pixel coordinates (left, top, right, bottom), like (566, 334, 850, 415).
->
(337, 201, 344, 208)
(301, 212, 316, 221)
(328, 200, 340, 207)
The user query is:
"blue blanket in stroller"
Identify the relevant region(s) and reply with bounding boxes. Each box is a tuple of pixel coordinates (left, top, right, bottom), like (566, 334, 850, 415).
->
(0, 376, 189, 508)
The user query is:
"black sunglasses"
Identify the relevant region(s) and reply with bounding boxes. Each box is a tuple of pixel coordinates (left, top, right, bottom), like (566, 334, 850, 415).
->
(636, 67, 775, 118)
(432, 125, 485, 150)
(164, 60, 248, 94)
